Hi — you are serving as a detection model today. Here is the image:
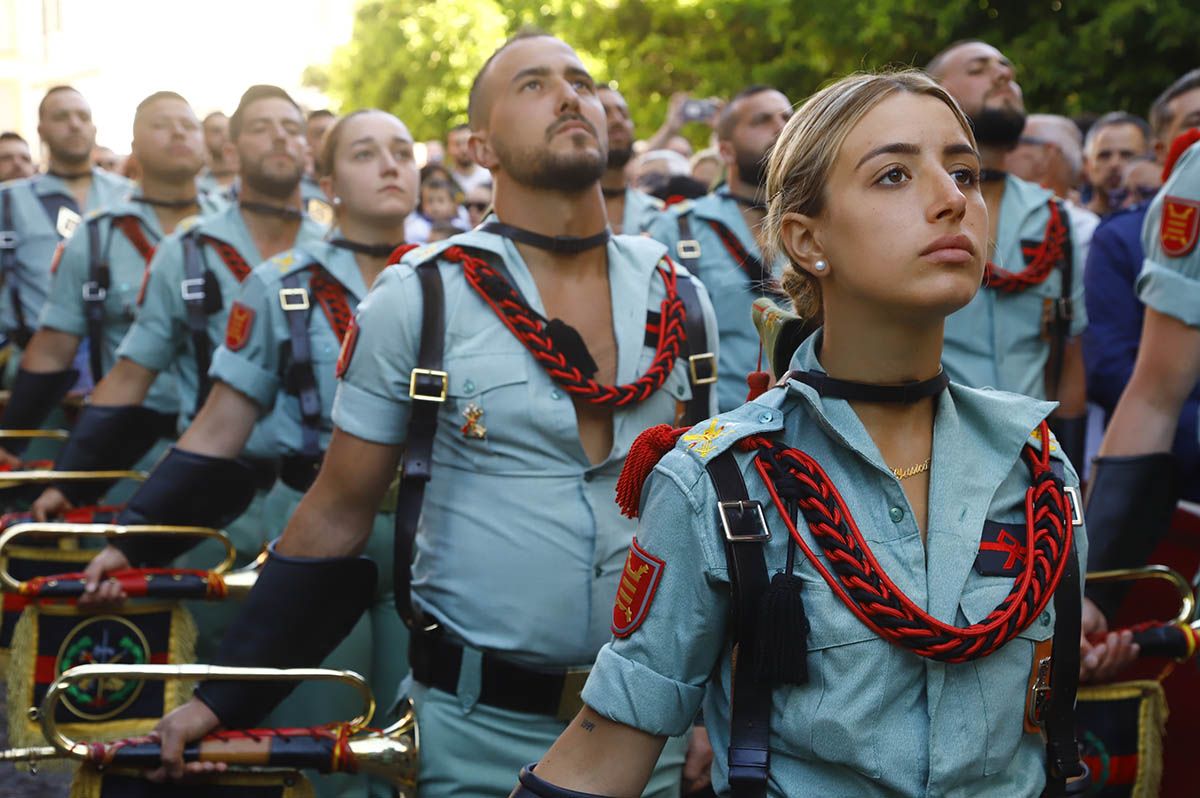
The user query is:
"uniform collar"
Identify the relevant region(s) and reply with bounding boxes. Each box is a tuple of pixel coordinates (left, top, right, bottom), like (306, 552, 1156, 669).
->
(297, 235, 371, 300)
(995, 173, 1055, 269)
(198, 202, 326, 266)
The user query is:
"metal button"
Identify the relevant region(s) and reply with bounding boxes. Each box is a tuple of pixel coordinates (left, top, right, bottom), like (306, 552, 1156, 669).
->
(594, 566, 603, 577)
(583, 471, 594, 482)
(889, 506, 904, 523)
(757, 412, 773, 423)
(1041, 611, 1052, 626)
(463, 379, 475, 393)
(551, 389, 563, 400)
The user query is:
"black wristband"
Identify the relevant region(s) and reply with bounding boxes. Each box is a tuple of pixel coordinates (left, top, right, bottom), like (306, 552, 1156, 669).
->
(0, 368, 79, 453)
(114, 447, 261, 566)
(510, 764, 613, 798)
(53, 404, 174, 505)
(194, 541, 377, 729)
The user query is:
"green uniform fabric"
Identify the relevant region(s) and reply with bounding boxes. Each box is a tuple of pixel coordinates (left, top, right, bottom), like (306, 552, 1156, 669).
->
(1137, 140, 1200, 328)
(331, 227, 720, 795)
(622, 187, 665, 235)
(646, 191, 788, 412)
(942, 175, 1089, 399)
(583, 333, 1087, 797)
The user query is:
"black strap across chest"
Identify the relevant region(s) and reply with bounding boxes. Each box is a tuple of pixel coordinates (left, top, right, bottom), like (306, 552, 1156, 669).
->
(1044, 199, 1075, 402)
(675, 211, 783, 300)
(84, 215, 161, 385)
(705, 448, 1085, 797)
(0, 182, 80, 345)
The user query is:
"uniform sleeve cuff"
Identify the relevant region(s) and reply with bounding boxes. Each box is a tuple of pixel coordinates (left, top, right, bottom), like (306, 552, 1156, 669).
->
(580, 644, 704, 737)
(210, 348, 278, 410)
(116, 328, 175, 372)
(331, 380, 409, 445)
(1138, 258, 1200, 328)
(36, 304, 87, 336)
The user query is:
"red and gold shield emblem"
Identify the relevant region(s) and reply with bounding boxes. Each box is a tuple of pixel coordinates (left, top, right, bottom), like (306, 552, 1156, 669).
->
(225, 301, 255, 351)
(336, 316, 359, 378)
(611, 537, 665, 638)
(1160, 196, 1200, 257)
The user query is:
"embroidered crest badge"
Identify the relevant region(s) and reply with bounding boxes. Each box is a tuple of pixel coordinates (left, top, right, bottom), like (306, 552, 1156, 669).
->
(974, 520, 1029, 578)
(460, 402, 486, 439)
(611, 537, 665, 637)
(1160, 196, 1200, 257)
(336, 315, 359, 378)
(682, 418, 728, 458)
(225, 301, 255, 351)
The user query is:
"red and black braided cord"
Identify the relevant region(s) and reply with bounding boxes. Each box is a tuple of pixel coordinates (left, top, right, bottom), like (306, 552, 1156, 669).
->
(984, 200, 1068, 293)
(310, 268, 354, 343)
(200, 234, 252, 282)
(742, 420, 1073, 662)
(111, 215, 157, 264)
(447, 245, 688, 407)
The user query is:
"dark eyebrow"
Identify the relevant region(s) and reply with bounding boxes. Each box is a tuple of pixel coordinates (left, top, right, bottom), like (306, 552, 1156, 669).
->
(945, 143, 981, 161)
(511, 66, 551, 85)
(856, 142, 919, 169)
(565, 66, 594, 83)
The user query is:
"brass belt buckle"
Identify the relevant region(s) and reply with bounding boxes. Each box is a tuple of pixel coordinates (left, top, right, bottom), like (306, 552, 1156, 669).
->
(1026, 650, 1053, 732)
(556, 668, 590, 722)
(688, 352, 718, 385)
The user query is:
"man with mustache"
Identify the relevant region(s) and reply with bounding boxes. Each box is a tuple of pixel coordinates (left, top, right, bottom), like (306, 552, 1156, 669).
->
(146, 32, 720, 797)
(646, 84, 793, 411)
(598, 85, 664, 234)
(929, 41, 1090, 470)
(28, 85, 325, 584)
(0, 86, 130, 361)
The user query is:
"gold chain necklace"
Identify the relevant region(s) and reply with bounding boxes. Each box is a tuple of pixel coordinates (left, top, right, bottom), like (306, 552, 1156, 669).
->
(891, 457, 931, 480)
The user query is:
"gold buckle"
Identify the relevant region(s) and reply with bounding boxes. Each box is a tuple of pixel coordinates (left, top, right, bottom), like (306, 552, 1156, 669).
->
(1027, 653, 1052, 729)
(279, 287, 310, 311)
(688, 352, 717, 385)
(677, 239, 701, 260)
(408, 368, 448, 402)
(556, 668, 590, 722)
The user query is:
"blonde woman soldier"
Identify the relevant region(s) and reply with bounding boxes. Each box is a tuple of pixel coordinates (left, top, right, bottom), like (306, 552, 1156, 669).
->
(514, 70, 1099, 797)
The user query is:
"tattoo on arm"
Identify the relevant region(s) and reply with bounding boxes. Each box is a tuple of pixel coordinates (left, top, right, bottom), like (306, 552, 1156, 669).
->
(581, 719, 596, 732)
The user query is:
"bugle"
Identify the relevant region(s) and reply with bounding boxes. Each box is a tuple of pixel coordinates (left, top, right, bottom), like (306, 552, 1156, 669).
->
(1087, 565, 1199, 661)
(0, 664, 418, 795)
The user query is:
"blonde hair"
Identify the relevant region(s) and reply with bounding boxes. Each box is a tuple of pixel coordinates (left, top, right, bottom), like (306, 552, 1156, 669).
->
(761, 70, 976, 321)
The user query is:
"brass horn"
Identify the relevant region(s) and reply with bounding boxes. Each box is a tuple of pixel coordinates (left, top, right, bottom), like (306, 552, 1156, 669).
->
(1087, 565, 1200, 661)
(1086, 565, 1196, 627)
(0, 522, 265, 600)
(0, 429, 69, 441)
(0, 664, 418, 796)
(0, 469, 145, 490)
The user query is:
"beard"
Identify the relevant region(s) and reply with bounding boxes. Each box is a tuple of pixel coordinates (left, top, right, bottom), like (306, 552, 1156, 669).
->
(242, 154, 304, 198)
(607, 142, 633, 170)
(495, 135, 606, 193)
(736, 148, 769, 189)
(970, 107, 1027, 149)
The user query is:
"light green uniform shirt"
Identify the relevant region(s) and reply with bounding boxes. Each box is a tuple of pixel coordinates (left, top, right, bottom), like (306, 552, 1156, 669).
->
(1136, 140, 1200, 328)
(942, 175, 1088, 399)
(331, 228, 719, 666)
(621, 187, 665, 235)
(583, 334, 1087, 797)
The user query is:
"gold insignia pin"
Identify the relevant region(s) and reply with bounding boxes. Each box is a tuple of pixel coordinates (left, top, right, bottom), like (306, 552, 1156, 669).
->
(1029, 427, 1059, 453)
(683, 418, 727, 458)
(460, 402, 487, 440)
(306, 198, 334, 228)
(56, 207, 81, 239)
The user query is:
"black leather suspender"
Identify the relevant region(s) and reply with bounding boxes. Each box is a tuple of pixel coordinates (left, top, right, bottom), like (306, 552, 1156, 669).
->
(671, 270, 715, 425)
(181, 231, 216, 413)
(706, 450, 773, 798)
(83, 218, 111, 384)
(394, 259, 447, 628)
(280, 270, 321, 458)
(0, 187, 28, 346)
(1045, 200, 1075, 402)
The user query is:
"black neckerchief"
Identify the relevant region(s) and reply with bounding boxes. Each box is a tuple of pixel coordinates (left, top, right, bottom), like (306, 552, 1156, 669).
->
(784, 369, 949, 403)
(720, 188, 767, 212)
(980, 168, 1008, 183)
(601, 186, 626, 198)
(481, 220, 610, 254)
(132, 195, 199, 209)
(47, 168, 92, 180)
(330, 238, 402, 258)
(239, 200, 303, 221)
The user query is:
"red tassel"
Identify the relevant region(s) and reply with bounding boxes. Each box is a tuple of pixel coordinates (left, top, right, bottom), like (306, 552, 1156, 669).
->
(387, 243, 421, 265)
(1163, 128, 1200, 181)
(746, 371, 772, 401)
(616, 424, 688, 518)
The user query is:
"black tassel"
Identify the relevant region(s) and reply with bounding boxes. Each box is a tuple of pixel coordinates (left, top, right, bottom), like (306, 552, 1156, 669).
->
(753, 570, 811, 686)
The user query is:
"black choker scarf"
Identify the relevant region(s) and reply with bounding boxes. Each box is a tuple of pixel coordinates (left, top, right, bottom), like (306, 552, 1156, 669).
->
(785, 369, 949, 404)
(481, 221, 610, 254)
(601, 187, 626, 198)
(721, 189, 767, 213)
(48, 168, 92, 180)
(239, 201, 303, 220)
(330, 238, 403, 258)
(979, 168, 1008, 183)
(133, 195, 199, 209)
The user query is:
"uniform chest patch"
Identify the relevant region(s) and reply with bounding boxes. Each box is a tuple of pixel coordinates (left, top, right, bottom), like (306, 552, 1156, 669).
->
(1161, 196, 1200, 257)
(974, 520, 1029, 577)
(612, 537, 665, 638)
(225, 301, 255, 351)
(336, 315, 359, 378)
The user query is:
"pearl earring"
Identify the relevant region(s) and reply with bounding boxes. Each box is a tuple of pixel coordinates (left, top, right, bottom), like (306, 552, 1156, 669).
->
(333, 197, 342, 206)
(813, 259, 827, 272)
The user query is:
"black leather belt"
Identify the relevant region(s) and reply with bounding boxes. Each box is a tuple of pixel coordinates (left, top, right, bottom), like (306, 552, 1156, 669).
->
(409, 630, 588, 721)
(241, 457, 279, 493)
(280, 455, 321, 493)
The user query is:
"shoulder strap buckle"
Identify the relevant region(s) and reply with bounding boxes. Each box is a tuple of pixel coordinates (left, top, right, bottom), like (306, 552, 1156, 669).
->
(180, 277, 205, 302)
(677, 239, 701, 260)
(409, 367, 449, 402)
(688, 352, 718, 385)
(81, 281, 107, 302)
(0, 231, 17, 250)
(718, 499, 771, 542)
(1063, 485, 1083, 527)
(279, 286, 311, 311)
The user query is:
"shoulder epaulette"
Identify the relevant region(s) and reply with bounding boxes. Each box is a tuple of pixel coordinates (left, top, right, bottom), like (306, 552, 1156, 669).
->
(175, 214, 201, 233)
(668, 199, 695, 216)
(84, 208, 107, 222)
(397, 238, 459, 269)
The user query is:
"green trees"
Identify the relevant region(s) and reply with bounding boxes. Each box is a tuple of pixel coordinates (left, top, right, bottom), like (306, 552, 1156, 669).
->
(312, 0, 1200, 142)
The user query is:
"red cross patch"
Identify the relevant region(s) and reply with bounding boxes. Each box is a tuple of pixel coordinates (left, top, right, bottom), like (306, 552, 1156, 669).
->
(611, 537, 665, 638)
(336, 315, 359, 378)
(224, 301, 255, 351)
(1161, 196, 1200, 257)
(974, 521, 1029, 578)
